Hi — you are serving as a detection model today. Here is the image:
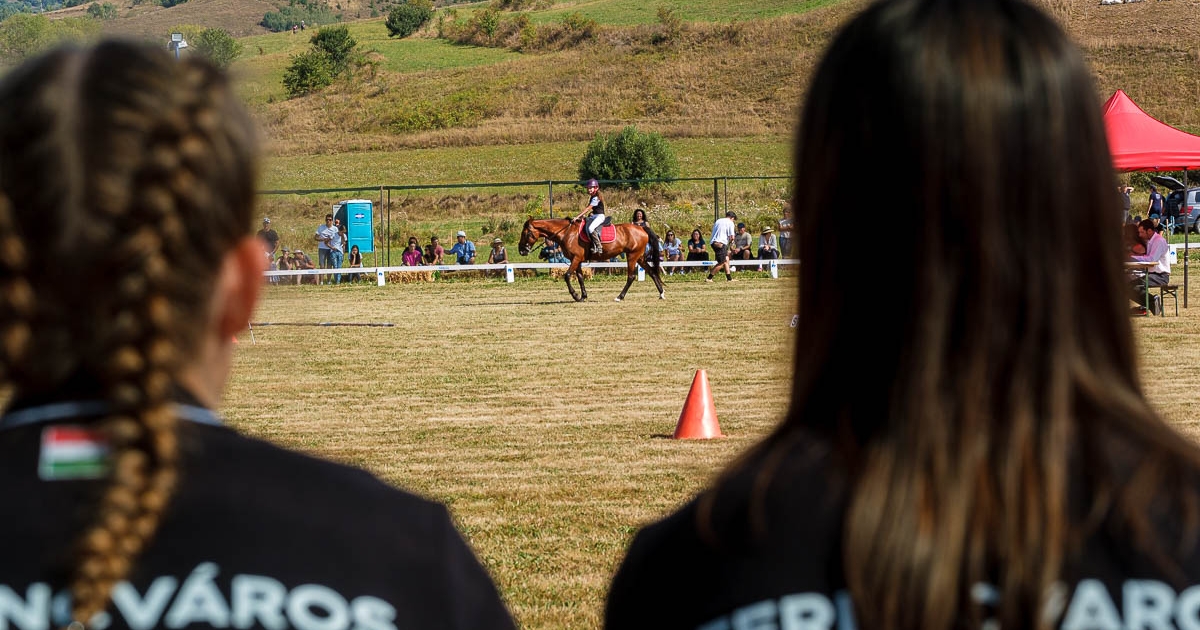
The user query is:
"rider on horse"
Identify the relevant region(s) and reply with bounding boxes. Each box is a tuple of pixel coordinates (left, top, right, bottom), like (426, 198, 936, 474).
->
(579, 178, 606, 254)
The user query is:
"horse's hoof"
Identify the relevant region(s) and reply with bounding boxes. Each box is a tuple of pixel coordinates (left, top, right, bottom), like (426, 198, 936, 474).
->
(659, 293, 665, 300)
(615, 297, 622, 302)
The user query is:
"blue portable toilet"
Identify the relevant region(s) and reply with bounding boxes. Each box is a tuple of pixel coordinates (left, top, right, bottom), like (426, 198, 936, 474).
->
(334, 199, 374, 254)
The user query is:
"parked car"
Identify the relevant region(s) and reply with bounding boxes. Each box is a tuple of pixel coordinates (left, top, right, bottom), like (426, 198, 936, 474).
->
(1150, 175, 1200, 233)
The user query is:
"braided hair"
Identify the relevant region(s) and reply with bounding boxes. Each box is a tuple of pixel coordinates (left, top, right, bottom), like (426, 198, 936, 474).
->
(0, 41, 258, 627)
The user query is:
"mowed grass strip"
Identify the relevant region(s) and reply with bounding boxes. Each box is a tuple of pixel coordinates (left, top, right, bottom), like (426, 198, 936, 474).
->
(222, 270, 1200, 629)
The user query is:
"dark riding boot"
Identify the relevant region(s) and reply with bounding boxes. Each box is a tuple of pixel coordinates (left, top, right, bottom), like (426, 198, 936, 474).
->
(591, 229, 603, 254)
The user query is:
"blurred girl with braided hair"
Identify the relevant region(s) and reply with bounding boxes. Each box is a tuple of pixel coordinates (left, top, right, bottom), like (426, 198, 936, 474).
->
(0, 41, 513, 630)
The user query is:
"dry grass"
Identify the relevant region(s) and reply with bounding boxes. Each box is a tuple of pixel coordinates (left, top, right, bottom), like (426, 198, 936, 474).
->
(225, 269, 1200, 629)
(228, 276, 798, 629)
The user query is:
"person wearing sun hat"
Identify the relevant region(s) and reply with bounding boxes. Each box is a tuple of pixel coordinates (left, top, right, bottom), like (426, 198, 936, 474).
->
(756, 225, 779, 271)
(758, 225, 779, 260)
(487, 237, 508, 265)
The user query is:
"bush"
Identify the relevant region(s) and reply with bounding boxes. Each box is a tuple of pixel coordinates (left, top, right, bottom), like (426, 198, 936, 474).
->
(261, 0, 337, 33)
(578, 126, 678, 189)
(193, 27, 241, 68)
(282, 48, 333, 97)
(85, 2, 115, 18)
(309, 24, 355, 75)
(385, 0, 432, 38)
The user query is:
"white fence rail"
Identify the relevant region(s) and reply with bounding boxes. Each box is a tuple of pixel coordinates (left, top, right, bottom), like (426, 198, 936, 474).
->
(264, 259, 800, 285)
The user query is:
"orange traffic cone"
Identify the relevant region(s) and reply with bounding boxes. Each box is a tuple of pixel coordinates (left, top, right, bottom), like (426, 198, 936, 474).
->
(673, 369, 723, 439)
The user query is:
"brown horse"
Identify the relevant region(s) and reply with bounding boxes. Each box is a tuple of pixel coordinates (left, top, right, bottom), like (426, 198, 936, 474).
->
(518, 218, 665, 302)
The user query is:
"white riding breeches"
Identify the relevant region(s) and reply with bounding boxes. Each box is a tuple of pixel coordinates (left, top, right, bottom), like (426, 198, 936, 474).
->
(587, 214, 605, 233)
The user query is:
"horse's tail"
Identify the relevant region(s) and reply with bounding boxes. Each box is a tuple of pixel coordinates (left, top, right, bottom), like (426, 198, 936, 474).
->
(645, 226, 661, 269)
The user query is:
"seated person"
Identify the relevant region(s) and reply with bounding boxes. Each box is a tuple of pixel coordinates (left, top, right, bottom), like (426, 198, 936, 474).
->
(758, 226, 779, 259)
(540, 237, 568, 264)
(729, 222, 754, 261)
(1129, 218, 1170, 314)
(686, 229, 708, 272)
(276, 247, 294, 284)
(661, 230, 684, 274)
(1123, 223, 1146, 256)
(346, 244, 364, 282)
(292, 249, 317, 285)
(488, 238, 508, 264)
(402, 237, 424, 267)
(427, 235, 445, 264)
(447, 231, 476, 264)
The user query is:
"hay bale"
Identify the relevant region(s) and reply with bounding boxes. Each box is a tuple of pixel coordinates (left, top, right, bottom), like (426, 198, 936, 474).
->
(386, 271, 435, 284)
(550, 267, 593, 280)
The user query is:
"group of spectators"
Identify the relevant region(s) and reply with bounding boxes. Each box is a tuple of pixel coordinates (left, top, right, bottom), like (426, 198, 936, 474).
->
(256, 215, 364, 284)
(255, 207, 796, 282)
(658, 205, 793, 275)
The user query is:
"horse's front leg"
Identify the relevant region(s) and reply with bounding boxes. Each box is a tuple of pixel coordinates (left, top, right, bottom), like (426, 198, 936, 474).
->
(577, 267, 588, 301)
(564, 259, 583, 302)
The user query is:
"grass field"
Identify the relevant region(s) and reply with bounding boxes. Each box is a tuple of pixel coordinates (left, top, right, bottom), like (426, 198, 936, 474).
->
(222, 269, 1200, 629)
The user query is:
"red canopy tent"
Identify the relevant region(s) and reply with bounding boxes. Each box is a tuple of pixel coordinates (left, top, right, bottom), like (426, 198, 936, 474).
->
(1102, 90, 1200, 306)
(1103, 90, 1200, 171)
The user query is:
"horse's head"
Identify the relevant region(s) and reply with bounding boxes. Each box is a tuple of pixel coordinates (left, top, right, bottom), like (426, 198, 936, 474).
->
(518, 219, 538, 256)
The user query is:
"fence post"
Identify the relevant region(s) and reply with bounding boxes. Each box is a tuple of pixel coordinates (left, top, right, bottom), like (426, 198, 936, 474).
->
(376, 268, 385, 286)
(506, 265, 514, 283)
(638, 266, 645, 282)
(769, 259, 778, 279)
(548, 181, 554, 218)
(713, 178, 719, 222)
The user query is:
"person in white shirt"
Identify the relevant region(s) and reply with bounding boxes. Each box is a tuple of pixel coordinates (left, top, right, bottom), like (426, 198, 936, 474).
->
(707, 210, 738, 282)
(1129, 217, 1170, 314)
(314, 213, 337, 284)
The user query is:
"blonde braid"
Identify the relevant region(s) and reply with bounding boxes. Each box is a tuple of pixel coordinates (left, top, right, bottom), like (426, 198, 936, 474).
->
(0, 193, 34, 381)
(67, 55, 239, 629)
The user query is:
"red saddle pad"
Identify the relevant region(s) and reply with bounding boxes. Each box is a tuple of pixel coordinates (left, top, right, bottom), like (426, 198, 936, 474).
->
(580, 224, 616, 243)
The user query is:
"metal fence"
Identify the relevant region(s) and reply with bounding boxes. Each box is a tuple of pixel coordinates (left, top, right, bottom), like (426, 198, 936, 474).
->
(259, 175, 790, 266)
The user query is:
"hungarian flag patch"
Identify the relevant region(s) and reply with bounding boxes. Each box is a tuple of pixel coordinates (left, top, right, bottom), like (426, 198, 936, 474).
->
(39, 425, 109, 480)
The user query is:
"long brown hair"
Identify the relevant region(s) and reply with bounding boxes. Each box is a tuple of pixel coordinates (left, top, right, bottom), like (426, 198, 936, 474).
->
(0, 41, 257, 627)
(716, 0, 1200, 628)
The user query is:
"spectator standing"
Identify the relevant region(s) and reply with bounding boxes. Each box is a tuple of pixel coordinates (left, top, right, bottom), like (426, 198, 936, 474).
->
(706, 210, 737, 282)
(0, 40, 515, 630)
(327, 220, 345, 284)
(448, 230, 476, 264)
(314, 213, 335, 280)
(606, 2, 1200, 629)
(1148, 185, 1164, 218)
(1120, 185, 1133, 224)
(779, 203, 793, 256)
(256, 217, 279, 257)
